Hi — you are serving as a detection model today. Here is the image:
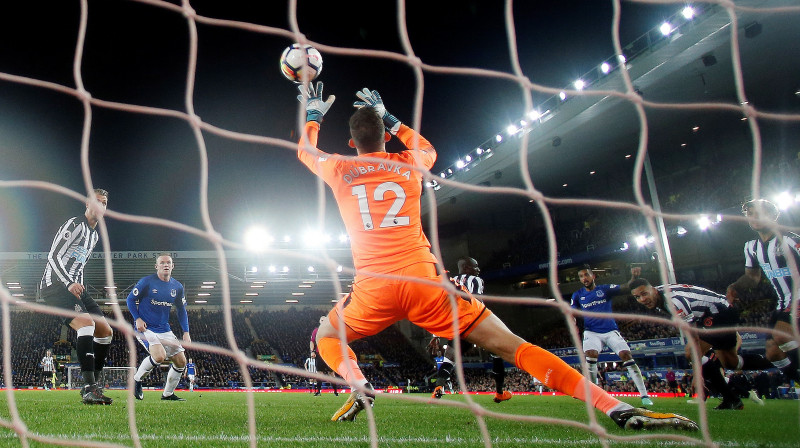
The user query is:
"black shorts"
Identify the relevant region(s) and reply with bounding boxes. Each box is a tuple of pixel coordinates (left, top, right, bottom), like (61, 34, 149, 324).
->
(768, 310, 800, 331)
(698, 307, 739, 351)
(39, 284, 102, 324)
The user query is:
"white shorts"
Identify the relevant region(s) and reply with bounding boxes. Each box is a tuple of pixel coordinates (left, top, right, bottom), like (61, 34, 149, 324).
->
(582, 330, 631, 355)
(188, 374, 196, 381)
(135, 329, 185, 359)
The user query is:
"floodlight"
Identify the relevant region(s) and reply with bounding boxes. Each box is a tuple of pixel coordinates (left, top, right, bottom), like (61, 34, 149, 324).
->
(506, 124, 518, 134)
(634, 235, 647, 247)
(697, 215, 711, 231)
(620, 242, 630, 251)
(660, 22, 673, 36)
(600, 62, 611, 74)
(456, 160, 465, 169)
(559, 91, 566, 101)
(682, 6, 695, 20)
(676, 226, 688, 236)
(476, 148, 483, 155)
(464, 155, 472, 162)
(775, 191, 794, 210)
(308, 266, 315, 272)
(338, 233, 349, 243)
(268, 265, 276, 273)
(303, 229, 331, 247)
(495, 134, 503, 142)
(528, 110, 541, 120)
(574, 79, 586, 91)
(243, 227, 273, 252)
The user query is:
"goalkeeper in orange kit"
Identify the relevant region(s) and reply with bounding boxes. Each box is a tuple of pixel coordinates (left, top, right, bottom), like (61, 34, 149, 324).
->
(295, 81, 697, 431)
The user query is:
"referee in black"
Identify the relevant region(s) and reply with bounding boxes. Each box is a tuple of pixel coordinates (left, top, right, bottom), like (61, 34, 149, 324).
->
(39, 188, 113, 404)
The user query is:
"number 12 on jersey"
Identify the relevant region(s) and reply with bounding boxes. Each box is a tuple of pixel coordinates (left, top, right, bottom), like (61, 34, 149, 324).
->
(351, 182, 410, 230)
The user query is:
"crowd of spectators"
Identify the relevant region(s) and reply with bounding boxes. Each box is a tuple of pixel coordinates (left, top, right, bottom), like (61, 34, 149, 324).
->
(0, 294, 791, 395)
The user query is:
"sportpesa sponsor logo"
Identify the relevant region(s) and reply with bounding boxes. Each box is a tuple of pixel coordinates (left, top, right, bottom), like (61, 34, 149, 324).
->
(150, 299, 173, 307)
(581, 299, 607, 308)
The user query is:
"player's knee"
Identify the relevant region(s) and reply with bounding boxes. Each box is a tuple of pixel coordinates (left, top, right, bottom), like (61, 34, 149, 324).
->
(95, 320, 113, 338)
(765, 339, 782, 361)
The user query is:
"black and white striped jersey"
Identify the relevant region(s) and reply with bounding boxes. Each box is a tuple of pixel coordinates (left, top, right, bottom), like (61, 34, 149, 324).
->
(744, 233, 800, 311)
(40, 355, 55, 372)
(655, 284, 730, 326)
(40, 216, 99, 289)
(455, 274, 484, 295)
(304, 356, 317, 373)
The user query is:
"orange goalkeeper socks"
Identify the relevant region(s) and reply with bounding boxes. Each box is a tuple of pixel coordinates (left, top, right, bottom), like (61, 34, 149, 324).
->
(317, 336, 368, 388)
(514, 342, 622, 415)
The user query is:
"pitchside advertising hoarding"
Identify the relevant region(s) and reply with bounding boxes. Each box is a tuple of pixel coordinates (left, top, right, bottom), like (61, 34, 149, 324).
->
(551, 332, 767, 365)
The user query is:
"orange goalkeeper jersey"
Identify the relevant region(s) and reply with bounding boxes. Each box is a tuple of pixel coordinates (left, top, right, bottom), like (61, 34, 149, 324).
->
(298, 121, 437, 274)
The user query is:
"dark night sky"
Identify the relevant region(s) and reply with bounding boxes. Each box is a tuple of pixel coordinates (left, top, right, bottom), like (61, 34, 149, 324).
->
(0, 0, 686, 252)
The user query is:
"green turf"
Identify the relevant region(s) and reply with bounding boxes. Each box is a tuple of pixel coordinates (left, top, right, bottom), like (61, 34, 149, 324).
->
(1, 390, 798, 447)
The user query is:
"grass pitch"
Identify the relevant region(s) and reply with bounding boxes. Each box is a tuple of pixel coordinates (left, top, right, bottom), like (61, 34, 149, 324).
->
(1, 390, 799, 447)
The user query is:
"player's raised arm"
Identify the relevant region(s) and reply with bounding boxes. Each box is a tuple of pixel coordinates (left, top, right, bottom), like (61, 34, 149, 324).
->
(296, 81, 336, 171)
(619, 266, 642, 294)
(353, 88, 436, 165)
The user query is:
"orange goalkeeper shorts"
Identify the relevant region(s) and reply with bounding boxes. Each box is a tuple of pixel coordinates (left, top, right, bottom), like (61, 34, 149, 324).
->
(329, 261, 490, 340)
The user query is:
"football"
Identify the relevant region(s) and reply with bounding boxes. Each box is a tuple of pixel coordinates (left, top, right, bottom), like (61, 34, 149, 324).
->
(279, 43, 323, 83)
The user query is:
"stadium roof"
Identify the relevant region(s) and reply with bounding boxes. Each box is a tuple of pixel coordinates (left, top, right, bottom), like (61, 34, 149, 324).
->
(0, 250, 354, 308)
(423, 1, 800, 226)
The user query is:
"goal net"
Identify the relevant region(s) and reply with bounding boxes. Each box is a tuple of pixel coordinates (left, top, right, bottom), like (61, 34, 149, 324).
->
(1, 0, 799, 447)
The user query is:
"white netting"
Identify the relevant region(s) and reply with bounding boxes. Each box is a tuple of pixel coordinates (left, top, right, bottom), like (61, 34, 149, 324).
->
(1, 0, 800, 447)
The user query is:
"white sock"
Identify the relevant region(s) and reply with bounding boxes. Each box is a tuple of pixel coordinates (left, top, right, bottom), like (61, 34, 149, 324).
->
(163, 365, 185, 396)
(586, 357, 598, 384)
(134, 356, 158, 382)
(624, 361, 649, 397)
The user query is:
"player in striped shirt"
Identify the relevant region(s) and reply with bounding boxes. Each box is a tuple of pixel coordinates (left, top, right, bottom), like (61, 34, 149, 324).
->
(295, 83, 696, 430)
(631, 279, 772, 409)
(728, 199, 800, 384)
(305, 352, 320, 396)
(40, 349, 55, 391)
(39, 188, 113, 404)
(430, 257, 511, 403)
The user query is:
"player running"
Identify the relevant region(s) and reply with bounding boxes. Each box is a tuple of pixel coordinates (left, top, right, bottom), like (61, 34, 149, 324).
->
(294, 82, 697, 431)
(631, 278, 772, 409)
(126, 253, 191, 401)
(571, 265, 653, 406)
(727, 199, 800, 385)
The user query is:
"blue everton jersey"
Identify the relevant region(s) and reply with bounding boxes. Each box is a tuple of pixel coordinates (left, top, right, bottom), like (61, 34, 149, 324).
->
(186, 362, 196, 376)
(571, 284, 622, 333)
(126, 274, 188, 333)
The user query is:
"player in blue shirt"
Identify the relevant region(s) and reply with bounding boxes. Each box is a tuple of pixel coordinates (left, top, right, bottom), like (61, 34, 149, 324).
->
(571, 265, 653, 406)
(185, 358, 197, 392)
(126, 253, 191, 401)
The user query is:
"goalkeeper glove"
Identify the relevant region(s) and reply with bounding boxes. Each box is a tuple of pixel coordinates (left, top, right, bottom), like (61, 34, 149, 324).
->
(353, 88, 401, 134)
(297, 81, 335, 123)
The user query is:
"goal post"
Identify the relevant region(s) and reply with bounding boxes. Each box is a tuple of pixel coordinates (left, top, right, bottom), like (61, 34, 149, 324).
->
(67, 366, 135, 390)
